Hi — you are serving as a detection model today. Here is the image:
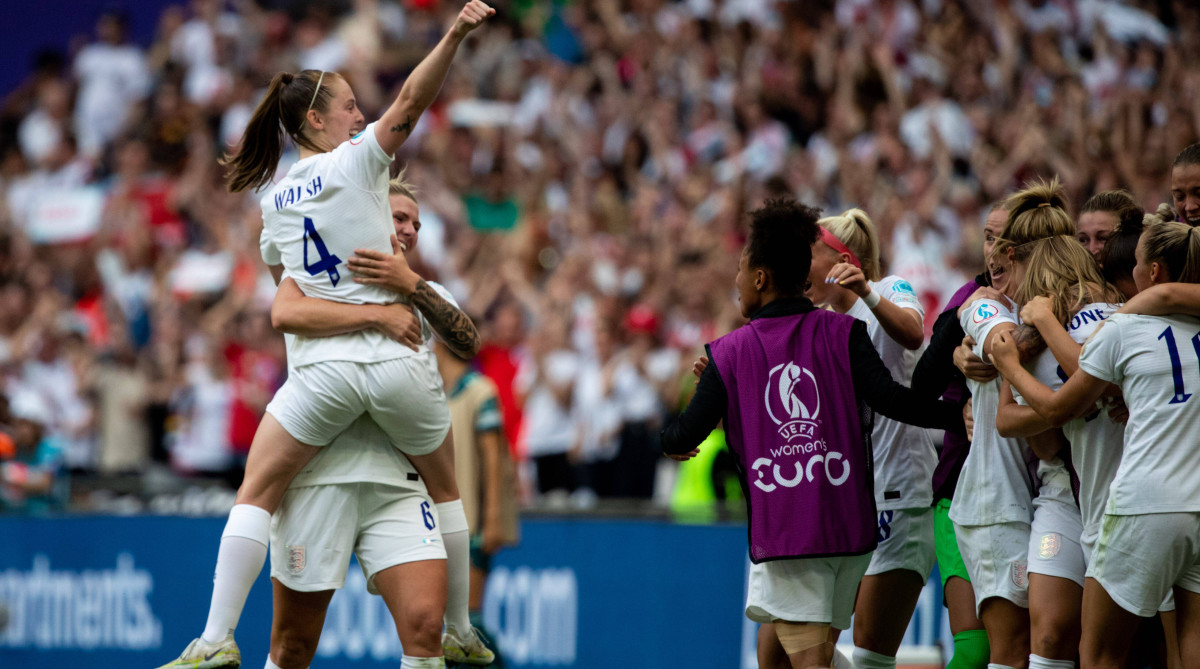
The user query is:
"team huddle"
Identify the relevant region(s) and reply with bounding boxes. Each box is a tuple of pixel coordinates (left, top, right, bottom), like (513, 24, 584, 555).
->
(141, 0, 1200, 668)
(664, 149, 1200, 669)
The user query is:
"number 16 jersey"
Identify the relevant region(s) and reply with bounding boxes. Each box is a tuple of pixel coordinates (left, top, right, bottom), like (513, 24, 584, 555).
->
(260, 122, 413, 367)
(1079, 312, 1200, 515)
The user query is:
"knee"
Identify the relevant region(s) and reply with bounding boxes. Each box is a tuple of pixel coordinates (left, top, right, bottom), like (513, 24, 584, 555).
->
(399, 602, 445, 652)
(1031, 624, 1078, 658)
(272, 630, 319, 668)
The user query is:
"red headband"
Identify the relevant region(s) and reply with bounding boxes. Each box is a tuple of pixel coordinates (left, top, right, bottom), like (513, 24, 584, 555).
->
(819, 226, 861, 268)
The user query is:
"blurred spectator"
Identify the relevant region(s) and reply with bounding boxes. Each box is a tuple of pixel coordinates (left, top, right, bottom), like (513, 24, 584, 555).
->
(1, 391, 67, 513)
(72, 10, 150, 158)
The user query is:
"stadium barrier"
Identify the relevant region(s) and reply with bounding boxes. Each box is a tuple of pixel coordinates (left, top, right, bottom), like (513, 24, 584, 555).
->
(0, 515, 948, 668)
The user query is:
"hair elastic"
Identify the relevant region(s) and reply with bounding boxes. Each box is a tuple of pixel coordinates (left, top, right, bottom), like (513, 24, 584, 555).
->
(1038, 202, 1052, 208)
(819, 226, 861, 269)
(307, 71, 326, 111)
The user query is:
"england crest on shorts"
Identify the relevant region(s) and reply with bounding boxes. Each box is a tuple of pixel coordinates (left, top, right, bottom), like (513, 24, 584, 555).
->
(1010, 559, 1028, 589)
(287, 545, 307, 574)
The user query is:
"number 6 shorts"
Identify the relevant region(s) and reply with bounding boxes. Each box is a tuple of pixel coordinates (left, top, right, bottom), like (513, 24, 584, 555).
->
(270, 482, 446, 595)
(266, 357, 451, 456)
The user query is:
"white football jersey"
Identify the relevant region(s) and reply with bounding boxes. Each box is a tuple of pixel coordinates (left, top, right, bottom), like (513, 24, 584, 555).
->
(1079, 313, 1200, 515)
(951, 298, 1035, 526)
(845, 275, 936, 510)
(287, 280, 459, 490)
(260, 122, 413, 367)
(1015, 302, 1124, 542)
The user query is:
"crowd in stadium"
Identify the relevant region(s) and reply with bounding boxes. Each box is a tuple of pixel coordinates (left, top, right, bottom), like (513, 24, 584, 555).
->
(0, 0, 1197, 515)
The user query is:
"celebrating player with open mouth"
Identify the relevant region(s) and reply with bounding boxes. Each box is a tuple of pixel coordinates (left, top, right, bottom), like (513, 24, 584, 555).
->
(992, 220, 1200, 669)
(155, 3, 495, 669)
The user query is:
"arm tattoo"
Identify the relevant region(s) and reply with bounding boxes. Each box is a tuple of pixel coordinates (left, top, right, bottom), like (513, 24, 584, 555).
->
(1012, 323, 1047, 363)
(411, 279, 481, 359)
(390, 115, 414, 136)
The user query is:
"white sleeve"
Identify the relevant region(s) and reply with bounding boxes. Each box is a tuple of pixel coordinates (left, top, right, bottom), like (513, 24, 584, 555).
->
(879, 276, 923, 316)
(259, 224, 281, 266)
(331, 121, 393, 190)
(959, 298, 1017, 362)
(1078, 320, 1122, 384)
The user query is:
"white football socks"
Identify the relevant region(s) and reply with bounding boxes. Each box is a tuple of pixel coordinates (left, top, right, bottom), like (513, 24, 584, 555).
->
(201, 504, 270, 644)
(853, 647, 897, 669)
(436, 500, 472, 632)
(264, 657, 283, 669)
(1029, 655, 1075, 669)
(987, 664, 1020, 669)
(401, 655, 446, 668)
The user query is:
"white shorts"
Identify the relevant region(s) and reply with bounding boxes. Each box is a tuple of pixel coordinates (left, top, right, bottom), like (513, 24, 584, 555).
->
(1081, 529, 1175, 612)
(270, 482, 446, 595)
(1027, 483, 1085, 587)
(865, 507, 935, 581)
(745, 553, 872, 630)
(1088, 512, 1200, 617)
(954, 521, 1031, 616)
(266, 357, 450, 455)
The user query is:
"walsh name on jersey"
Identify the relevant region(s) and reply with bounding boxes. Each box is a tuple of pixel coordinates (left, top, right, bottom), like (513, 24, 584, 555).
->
(274, 176, 324, 211)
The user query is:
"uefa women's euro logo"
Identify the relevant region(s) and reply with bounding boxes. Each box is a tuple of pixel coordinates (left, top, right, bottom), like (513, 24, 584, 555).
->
(765, 362, 821, 441)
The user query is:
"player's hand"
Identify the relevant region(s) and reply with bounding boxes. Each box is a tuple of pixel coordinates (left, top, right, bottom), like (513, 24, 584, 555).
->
(692, 355, 709, 380)
(825, 262, 870, 298)
(350, 235, 421, 295)
(991, 330, 1020, 374)
(958, 287, 1010, 318)
(375, 302, 422, 350)
(666, 448, 700, 462)
(1020, 295, 1057, 328)
(954, 336, 997, 382)
(452, 0, 495, 37)
(963, 398, 974, 442)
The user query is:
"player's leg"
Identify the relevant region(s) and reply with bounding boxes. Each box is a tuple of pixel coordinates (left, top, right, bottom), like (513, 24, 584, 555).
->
(852, 508, 935, 668)
(775, 621, 834, 669)
(1174, 587, 1200, 669)
(945, 576, 990, 669)
(268, 580, 334, 669)
(852, 571, 924, 667)
(1078, 578, 1138, 669)
(977, 597, 1030, 668)
(1160, 609, 1183, 669)
(363, 359, 489, 663)
(1026, 574, 1080, 669)
(405, 432, 487, 661)
(357, 484, 455, 667)
(954, 521, 1030, 668)
(1026, 491, 1085, 669)
(937, 500, 990, 669)
(758, 623, 790, 669)
(374, 560, 448, 659)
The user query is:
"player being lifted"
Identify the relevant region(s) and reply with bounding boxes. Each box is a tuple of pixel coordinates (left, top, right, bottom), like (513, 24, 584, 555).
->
(155, 3, 496, 668)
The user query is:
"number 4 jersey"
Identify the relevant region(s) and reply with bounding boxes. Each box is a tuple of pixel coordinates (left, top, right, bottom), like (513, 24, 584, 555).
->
(260, 122, 412, 367)
(1079, 312, 1200, 515)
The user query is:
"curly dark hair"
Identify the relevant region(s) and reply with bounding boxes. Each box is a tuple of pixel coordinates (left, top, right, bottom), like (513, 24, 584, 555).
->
(745, 198, 822, 296)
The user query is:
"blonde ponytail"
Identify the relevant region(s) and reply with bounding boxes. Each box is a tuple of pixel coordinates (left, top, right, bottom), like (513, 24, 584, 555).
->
(818, 208, 882, 281)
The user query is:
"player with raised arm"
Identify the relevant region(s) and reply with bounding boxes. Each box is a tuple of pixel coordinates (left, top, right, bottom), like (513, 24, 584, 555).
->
(806, 208, 936, 669)
(662, 198, 964, 669)
(262, 174, 491, 669)
(991, 220, 1200, 669)
(155, 5, 495, 668)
